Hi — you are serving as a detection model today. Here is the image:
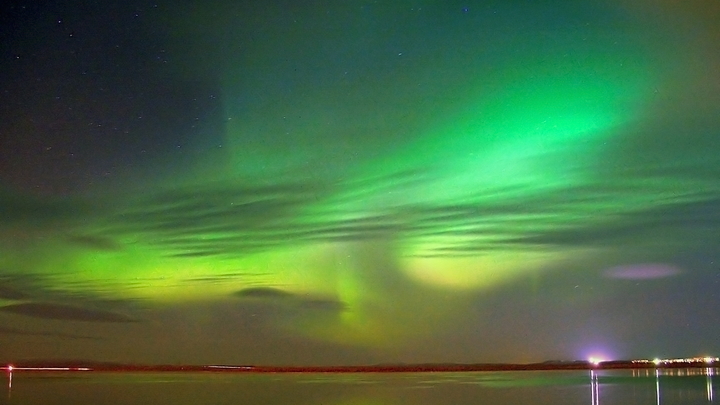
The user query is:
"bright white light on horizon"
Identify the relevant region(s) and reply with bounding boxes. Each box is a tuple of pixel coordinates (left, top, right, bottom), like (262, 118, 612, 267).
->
(581, 346, 615, 364)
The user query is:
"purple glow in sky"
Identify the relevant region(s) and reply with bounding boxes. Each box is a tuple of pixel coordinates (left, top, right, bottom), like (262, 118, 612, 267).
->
(604, 263, 681, 280)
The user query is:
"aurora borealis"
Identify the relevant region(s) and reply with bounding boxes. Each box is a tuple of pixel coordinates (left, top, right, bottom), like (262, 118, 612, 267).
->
(1, 0, 719, 365)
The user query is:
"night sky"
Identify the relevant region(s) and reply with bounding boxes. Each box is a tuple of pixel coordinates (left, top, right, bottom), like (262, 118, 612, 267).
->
(1, 0, 719, 366)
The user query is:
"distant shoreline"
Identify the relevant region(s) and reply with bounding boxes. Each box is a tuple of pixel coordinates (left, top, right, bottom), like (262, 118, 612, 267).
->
(3, 360, 719, 373)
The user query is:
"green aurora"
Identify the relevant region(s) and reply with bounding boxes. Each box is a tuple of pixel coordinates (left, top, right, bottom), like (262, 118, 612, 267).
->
(0, 0, 719, 364)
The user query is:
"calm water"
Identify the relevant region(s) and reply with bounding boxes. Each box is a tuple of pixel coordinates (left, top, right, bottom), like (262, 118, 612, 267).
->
(2, 368, 717, 405)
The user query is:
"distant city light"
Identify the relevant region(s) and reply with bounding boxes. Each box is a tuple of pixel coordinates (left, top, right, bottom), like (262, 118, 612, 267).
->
(2, 366, 90, 372)
(633, 356, 719, 366)
(588, 357, 603, 366)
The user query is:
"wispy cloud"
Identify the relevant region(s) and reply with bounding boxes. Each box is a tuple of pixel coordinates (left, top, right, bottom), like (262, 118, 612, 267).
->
(6, 169, 710, 261)
(0, 303, 137, 323)
(234, 287, 346, 312)
(0, 326, 101, 340)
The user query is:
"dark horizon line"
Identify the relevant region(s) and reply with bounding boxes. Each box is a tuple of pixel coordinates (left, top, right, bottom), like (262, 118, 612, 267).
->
(2, 359, 718, 373)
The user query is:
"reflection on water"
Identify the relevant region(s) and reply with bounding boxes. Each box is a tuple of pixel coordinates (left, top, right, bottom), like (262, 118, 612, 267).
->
(709, 369, 715, 402)
(1, 368, 717, 405)
(591, 370, 599, 405)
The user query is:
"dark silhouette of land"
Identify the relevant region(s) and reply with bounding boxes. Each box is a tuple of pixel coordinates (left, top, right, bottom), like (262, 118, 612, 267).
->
(2, 359, 718, 373)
